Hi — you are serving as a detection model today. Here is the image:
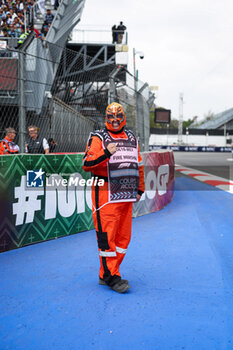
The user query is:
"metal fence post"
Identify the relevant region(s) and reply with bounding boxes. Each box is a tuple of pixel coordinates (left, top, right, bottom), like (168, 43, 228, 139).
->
(18, 51, 26, 153)
(109, 66, 121, 103)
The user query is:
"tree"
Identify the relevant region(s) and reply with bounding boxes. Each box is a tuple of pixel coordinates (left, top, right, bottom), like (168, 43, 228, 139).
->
(169, 119, 179, 129)
(182, 119, 193, 129)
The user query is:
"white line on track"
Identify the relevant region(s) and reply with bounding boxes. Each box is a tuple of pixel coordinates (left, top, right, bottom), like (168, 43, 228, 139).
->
(175, 164, 233, 194)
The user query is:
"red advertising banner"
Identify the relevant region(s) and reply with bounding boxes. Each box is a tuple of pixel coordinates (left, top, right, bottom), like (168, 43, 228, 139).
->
(0, 58, 18, 91)
(133, 150, 175, 217)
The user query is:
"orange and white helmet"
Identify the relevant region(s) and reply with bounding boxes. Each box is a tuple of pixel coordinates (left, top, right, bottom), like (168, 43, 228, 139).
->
(105, 102, 126, 131)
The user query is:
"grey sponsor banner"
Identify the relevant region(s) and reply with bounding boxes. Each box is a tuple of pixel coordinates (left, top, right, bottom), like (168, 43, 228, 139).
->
(149, 145, 232, 152)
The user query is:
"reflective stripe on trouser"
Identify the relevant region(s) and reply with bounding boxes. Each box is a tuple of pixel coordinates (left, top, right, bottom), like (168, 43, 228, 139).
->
(92, 183, 133, 285)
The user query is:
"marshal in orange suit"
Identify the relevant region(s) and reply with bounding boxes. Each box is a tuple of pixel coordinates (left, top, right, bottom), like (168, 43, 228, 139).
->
(83, 102, 145, 293)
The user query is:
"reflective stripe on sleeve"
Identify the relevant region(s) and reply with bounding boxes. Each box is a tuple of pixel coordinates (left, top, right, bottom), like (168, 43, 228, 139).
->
(139, 161, 144, 166)
(99, 251, 117, 257)
(116, 246, 127, 254)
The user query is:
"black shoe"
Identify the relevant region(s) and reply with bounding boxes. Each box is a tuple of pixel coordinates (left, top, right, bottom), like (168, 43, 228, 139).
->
(110, 279, 130, 293)
(99, 277, 129, 286)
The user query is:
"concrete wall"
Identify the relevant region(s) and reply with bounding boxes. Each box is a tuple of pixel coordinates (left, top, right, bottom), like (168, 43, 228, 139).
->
(149, 134, 232, 147)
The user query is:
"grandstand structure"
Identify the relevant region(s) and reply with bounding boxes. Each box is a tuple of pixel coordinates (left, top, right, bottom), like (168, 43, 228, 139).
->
(191, 107, 233, 130)
(0, 0, 155, 153)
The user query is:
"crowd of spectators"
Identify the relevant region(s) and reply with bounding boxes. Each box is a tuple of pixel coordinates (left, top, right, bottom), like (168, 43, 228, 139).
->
(0, 0, 58, 48)
(0, 0, 36, 40)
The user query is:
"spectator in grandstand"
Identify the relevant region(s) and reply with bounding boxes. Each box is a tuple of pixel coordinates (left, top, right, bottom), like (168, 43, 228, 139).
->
(0, 127, 20, 155)
(11, 2, 17, 12)
(54, 0, 60, 10)
(116, 21, 126, 44)
(16, 12, 25, 33)
(0, 8, 5, 21)
(9, 8, 18, 22)
(14, 15, 24, 27)
(1, 27, 8, 37)
(0, 23, 8, 35)
(13, 20, 23, 37)
(6, 12, 14, 26)
(82, 102, 145, 293)
(111, 24, 118, 44)
(0, 25, 6, 36)
(41, 22, 49, 38)
(17, 10, 25, 22)
(41, 23, 51, 43)
(26, 0, 35, 11)
(25, 0, 35, 26)
(44, 8, 54, 25)
(15, 0, 24, 11)
(7, 23, 15, 36)
(0, 5, 6, 17)
(25, 125, 49, 154)
(0, 13, 6, 24)
(1, 4, 8, 12)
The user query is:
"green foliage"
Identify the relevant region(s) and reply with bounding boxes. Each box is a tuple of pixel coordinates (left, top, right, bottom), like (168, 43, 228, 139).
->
(169, 119, 179, 129)
(182, 119, 193, 129)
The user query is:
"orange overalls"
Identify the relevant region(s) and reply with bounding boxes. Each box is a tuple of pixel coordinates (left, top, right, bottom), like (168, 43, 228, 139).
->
(83, 128, 145, 286)
(0, 136, 19, 155)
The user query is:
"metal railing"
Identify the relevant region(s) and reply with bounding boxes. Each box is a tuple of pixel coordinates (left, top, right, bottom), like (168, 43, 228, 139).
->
(0, 38, 19, 54)
(71, 28, 128, 45)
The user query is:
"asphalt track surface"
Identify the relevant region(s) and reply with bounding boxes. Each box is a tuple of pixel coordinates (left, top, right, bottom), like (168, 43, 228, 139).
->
(1, 177, 233, 350)
(174, 152, 233, 180)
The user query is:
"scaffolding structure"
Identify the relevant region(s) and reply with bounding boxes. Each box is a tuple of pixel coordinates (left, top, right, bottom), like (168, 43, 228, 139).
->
(0, 35, 154, 153)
